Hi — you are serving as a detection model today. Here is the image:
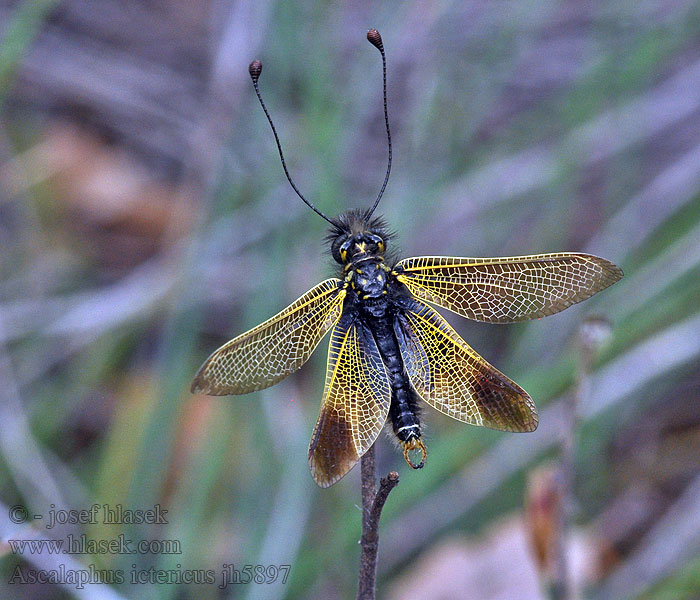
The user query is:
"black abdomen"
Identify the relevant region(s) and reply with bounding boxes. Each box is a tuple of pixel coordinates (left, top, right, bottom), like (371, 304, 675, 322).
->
(364, 311, 422, 442)
(388, 379, 421, 442)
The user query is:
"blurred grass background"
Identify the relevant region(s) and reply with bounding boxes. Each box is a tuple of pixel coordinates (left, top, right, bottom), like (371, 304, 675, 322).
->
(1, 1, 700, 599)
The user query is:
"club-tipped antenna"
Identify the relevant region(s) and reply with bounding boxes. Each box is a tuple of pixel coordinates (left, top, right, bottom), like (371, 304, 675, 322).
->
(248, 60, 335, 226)
(366, 28, 392, 219)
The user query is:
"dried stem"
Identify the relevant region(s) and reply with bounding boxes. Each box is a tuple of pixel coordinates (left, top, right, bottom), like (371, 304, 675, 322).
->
(357, 446, 400, 600)
(550, 317, 611, 600)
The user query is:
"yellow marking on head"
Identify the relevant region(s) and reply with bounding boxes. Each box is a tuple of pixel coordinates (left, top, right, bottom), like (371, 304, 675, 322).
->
(356, 242, 367, 253)
(356, 268, 363, 274)
(378, 240, 385, 252)
(340, 249, 347, 262)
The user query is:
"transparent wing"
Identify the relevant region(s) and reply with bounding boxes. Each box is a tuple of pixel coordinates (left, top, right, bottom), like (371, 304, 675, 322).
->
(396, 253, 623, 323)
(308, 314, 391, 488)
(395, 299, 537, 432)
(191, 279, 345, 395)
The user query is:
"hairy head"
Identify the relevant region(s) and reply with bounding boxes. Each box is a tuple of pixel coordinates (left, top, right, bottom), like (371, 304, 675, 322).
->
(327, 209, 394, 264)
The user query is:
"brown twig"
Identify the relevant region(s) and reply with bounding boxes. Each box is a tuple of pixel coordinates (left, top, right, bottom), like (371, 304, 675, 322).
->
(357, 445, 400, 600)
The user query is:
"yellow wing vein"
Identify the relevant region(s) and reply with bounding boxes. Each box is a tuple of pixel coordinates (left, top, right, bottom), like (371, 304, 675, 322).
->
(308, 318, 391, 487)
(400, 255, 599, 271)
(399, 300, 538, 432)
(191, 279, 345, 395)
(396, 253, 622, 323)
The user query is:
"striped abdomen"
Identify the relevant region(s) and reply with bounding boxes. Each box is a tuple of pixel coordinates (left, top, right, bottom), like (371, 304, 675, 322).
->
(365, 310, 426, 469)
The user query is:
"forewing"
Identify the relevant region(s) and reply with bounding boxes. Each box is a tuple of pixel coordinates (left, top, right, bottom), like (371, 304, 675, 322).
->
(308, 315, 391, 488)
(395, 299, 537, 432)
(191, 279, 345, 395)
(396, 253, 623, 323)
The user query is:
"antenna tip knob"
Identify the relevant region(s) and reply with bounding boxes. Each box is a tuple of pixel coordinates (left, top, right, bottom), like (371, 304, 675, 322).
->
(367, 29, 384, 51)
(248, 60, 262, 82)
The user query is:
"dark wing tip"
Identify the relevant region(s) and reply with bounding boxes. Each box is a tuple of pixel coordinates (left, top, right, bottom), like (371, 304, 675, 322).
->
(190, 376, 204, 394)
(190, 365, 225, 395)
(190, 361, 210, 394)
(307, 414, 360, 488)
(190, 374, 236, 396)
(308, 452, 351, 488)
(583, 254, 624, 285)
(507, 396, 539, 433)
(608, 261, 624, 283)
(310, 469, 340, 489)
(478, 378, 539, 433)
(522, 409, 539, 432)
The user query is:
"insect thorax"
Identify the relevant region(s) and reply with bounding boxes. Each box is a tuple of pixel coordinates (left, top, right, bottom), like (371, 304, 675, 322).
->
(347, 257, 391, 310)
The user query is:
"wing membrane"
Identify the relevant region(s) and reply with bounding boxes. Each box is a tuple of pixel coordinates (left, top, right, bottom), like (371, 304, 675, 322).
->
(396, 253, 623, 323)
(191, 279, 345, 395)
(309, 313, 391, 488)
(395, 299, 537, 432)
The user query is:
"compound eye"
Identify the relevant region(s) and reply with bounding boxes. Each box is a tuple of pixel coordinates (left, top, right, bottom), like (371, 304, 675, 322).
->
(367, 233, 385, 253)
(339, 238, 353, 262)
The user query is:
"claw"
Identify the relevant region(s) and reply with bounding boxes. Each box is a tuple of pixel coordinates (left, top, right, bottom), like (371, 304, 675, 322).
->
(401, 438, 427, 469)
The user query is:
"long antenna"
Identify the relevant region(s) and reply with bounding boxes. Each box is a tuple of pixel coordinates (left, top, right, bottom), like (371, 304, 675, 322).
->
(366, 29, 392, 218)
(248, 60, 335, 226)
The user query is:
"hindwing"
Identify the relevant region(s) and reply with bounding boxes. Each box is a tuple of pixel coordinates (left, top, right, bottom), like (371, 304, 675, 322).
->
(395, 299, 537, 432)
(309, 311, 391, 488)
